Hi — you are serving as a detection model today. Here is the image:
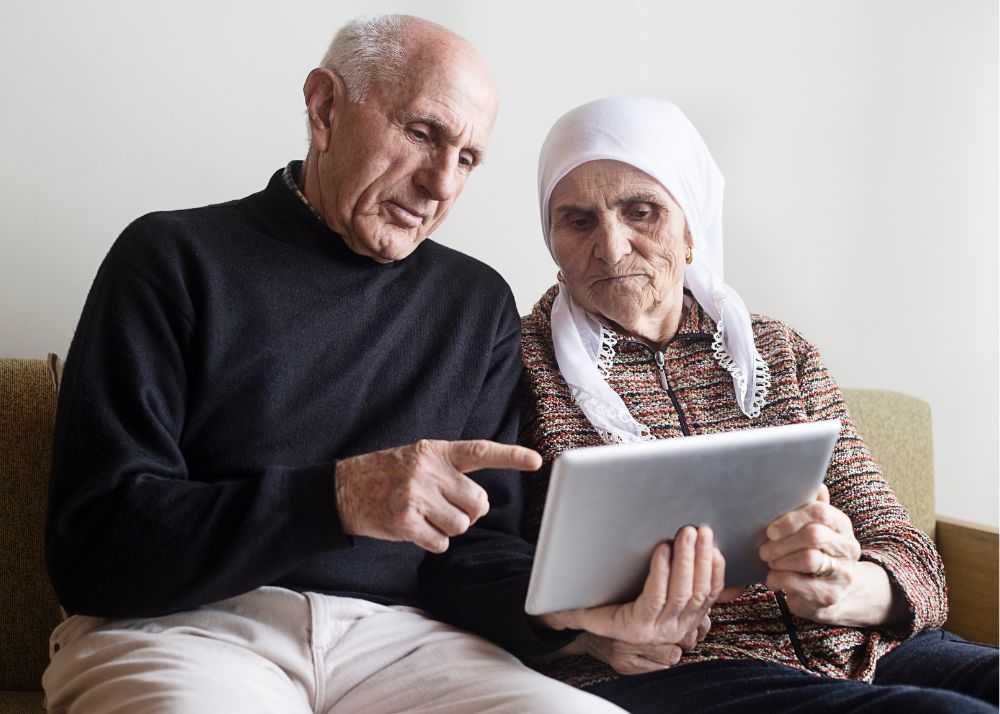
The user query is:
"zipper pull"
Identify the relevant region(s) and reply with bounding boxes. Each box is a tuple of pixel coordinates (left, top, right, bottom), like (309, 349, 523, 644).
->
(654, 351, 669, 391)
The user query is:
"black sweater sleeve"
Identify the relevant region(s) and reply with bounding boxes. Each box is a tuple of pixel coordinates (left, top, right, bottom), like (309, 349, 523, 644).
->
(46, 240, 348, 618)
(418, 293, 575, 658)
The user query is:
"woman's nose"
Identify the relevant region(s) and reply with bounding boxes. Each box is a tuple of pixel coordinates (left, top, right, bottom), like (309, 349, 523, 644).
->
(593, 219, 632, 265)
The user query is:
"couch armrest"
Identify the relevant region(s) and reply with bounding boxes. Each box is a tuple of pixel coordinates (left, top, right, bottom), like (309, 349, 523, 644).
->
(936, 515, 998, 645)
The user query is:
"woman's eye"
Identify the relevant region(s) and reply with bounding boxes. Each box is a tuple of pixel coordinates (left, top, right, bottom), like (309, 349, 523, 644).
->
(570, 217, 591, 229)
(629, 205, 653, 220)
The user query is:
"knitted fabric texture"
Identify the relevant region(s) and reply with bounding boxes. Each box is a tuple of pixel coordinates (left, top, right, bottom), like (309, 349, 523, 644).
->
(519, 285, 947, 689)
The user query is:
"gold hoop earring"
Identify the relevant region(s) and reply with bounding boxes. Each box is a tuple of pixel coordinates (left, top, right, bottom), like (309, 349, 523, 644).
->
(685, 247, 694, 265)
(557, 270, 565, 283)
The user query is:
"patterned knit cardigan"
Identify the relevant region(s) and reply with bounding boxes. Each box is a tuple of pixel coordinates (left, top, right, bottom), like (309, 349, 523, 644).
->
(519, 285, 947, 689)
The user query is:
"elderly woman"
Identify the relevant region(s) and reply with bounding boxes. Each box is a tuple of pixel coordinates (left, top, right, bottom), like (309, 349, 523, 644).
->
(521, 97, 997, 713)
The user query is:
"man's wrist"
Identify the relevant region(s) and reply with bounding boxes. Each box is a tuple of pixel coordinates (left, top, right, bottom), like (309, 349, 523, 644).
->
(333, 458, 357, 536)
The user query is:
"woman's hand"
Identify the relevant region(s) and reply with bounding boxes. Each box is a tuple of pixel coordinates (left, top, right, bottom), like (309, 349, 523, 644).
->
(760, 484, 906, 627)
(537, 525, 724, 663)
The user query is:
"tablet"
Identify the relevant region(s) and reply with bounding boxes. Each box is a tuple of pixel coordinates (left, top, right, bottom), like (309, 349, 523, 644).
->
(525, 419, 841, 615)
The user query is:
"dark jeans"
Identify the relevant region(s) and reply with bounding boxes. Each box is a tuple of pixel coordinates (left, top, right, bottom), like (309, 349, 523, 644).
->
(585, 630, 998, 713)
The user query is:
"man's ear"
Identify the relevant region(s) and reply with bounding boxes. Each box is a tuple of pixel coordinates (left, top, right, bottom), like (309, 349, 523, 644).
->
(303, 68, 346, 153)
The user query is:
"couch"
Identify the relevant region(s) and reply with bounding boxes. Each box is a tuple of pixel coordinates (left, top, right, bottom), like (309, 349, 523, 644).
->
(1, 357, 997, 712)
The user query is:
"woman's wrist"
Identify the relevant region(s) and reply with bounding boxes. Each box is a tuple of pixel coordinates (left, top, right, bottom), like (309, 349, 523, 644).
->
(832, 560, 908, 627)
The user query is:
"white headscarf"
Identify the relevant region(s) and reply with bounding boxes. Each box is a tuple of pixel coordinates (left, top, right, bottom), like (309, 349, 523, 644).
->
(538, 97, 770, 443)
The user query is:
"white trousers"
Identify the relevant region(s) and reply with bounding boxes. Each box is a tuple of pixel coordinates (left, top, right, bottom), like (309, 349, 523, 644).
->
(42, 586, 622, 714)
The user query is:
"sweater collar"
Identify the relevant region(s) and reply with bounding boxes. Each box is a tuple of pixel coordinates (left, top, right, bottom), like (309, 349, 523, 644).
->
(281, 161, 325, 223)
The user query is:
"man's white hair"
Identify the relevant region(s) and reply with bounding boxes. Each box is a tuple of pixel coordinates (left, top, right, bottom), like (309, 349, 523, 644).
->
(321, 15, 418, 103)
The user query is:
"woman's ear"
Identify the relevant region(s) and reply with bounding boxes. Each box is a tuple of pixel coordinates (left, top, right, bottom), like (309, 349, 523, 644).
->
(303, 68, 347, 153)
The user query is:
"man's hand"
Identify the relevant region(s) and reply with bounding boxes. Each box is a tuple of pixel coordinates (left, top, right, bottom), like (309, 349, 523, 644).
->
(759, 484, 905, 626)
(538, 526, 725, 651)
(335, 439, 542, 553)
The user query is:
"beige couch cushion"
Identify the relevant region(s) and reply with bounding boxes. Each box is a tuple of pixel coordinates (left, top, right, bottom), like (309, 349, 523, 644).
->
(842, 388, 935, 538)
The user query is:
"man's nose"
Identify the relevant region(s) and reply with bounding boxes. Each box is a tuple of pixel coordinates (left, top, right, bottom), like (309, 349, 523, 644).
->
(415, 153, 460, 202)
(593, 219, 632, 265)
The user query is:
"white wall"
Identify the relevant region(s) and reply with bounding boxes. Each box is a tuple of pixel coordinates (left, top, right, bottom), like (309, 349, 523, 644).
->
(2, 1, 996, 526)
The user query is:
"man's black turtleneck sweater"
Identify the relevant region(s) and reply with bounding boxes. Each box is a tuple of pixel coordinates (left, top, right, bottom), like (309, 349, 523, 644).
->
(47, 165, 563, 655)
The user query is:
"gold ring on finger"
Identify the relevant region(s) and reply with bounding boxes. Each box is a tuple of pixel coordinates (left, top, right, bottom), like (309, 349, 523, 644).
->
(813, 552, 834, 578)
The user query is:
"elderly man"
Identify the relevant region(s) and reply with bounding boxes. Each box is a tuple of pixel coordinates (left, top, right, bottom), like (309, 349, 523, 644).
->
(42, 15, 621, 714)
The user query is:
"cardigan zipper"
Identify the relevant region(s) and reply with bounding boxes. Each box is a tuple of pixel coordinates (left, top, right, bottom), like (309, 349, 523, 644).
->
(653, 350, 669, 390)
(775, 591, 817, 671)
(624, 340, 691, 437)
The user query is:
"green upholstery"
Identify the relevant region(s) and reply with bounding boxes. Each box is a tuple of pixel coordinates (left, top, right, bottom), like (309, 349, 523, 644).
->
(0, 359, 63, 713)
(0, 359, 940, 712)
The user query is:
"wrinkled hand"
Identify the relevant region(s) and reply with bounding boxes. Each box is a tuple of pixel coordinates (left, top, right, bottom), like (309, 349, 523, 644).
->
(539, 526, 725, 665)
(574, 614, 712, 675)
(335, 439, 542, 553)
(759, 484, 867, 624)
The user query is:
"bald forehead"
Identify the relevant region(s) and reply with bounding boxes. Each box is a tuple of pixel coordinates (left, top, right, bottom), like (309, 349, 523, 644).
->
(406, 29, 496, 94)
(392, 27, 499, 129)
(402, 18, 477, 53)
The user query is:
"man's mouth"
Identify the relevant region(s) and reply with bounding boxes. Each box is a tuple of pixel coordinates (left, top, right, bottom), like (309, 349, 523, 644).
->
(384, 201, 426, 228)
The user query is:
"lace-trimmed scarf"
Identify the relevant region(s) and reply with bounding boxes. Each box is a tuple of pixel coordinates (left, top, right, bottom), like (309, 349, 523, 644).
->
(538, 97, 770, 444)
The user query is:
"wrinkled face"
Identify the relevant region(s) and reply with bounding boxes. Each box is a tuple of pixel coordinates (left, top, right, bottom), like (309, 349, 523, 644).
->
(315, 44, 498, 262)
(549, 160, 691, 336)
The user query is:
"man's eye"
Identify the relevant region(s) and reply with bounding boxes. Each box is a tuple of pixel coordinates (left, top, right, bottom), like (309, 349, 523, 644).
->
(570, 217, 591, 229)
(407, 127, 429, 142)
(458, 153, 474, 168)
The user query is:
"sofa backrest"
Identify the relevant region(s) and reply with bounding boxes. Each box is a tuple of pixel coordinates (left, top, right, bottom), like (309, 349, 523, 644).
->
(842, 388, 936, 538)
(0, 358, 64, 690)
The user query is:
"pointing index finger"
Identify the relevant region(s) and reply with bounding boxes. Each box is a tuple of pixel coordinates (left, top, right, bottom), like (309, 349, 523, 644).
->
(446, 440, 543, 473)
